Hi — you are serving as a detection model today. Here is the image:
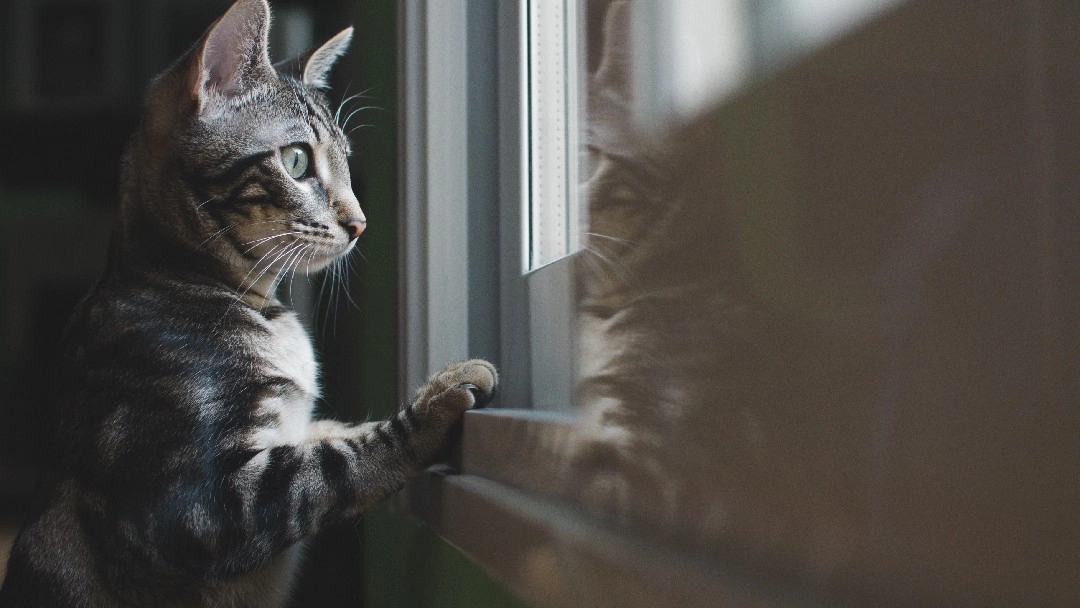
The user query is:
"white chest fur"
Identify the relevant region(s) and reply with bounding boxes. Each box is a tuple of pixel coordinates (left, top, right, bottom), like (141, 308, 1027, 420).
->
(249, 309, 320, 447)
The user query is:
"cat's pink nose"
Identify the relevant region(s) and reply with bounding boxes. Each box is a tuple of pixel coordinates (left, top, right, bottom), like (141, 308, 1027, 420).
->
(341, 217, 366, 240)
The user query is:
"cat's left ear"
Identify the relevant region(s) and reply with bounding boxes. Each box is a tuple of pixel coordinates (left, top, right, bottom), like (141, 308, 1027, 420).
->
(275, 27, 353, 89)
(190, 0, 275, 112)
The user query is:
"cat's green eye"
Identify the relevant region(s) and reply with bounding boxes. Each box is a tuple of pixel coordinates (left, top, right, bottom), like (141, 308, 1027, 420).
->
(281, 145, 309, 179)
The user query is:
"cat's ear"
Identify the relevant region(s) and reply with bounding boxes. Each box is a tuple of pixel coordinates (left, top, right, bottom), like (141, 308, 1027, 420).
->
(189, 0, 274, 112)
(275, 27, 354, 89)
(593, 1, 632, 101)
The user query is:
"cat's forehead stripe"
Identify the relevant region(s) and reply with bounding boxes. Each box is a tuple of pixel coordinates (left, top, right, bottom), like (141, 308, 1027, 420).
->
(285, 84, 338, 146)
(302, 97, 334, 138)
(291, 94, 320, 143)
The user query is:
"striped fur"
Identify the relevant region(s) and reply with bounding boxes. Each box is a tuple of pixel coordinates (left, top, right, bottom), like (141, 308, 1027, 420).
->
(0, 1, 496, 606)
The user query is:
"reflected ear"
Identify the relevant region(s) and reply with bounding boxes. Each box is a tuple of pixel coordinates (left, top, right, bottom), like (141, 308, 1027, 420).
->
(189, 0, 274, 113)
(275, 27, 353, 89)
(593, 0, 632, 99)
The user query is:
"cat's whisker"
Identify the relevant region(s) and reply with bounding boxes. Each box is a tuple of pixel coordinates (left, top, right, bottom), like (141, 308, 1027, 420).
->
(240, 231, 303, 256)
(586, 231, 637, 248)
(195, 208, 290, 254)
(300, 245, 318, 289)
(254, 247, 302, 310)
(240, 218, 294, 230)
(324, 258, 341, 338)
(341, 246, 360, 280)
(313, 260, 335, 339)
(341, 105, 381, 132)
(261, 241, 308, 301)
(332, 257, 347, 335)
(337, 252, 361, 312)
(236, 249, 287, 303)
(282, 244, 312, 305)
(334, 88, 373, 126)
(269, 243, 300, 297)
(584, 245, 624, 277)
(240, 232, 290, 249)
(352, 241, 370, 265)
(584, 245, 642, 295)
(333, 81, 354, 124)
(347, 124, 375, 137)
(237, 240, 300, 299)
(209, 239, 295, 334)
(579, 252, 610, 288)
(338, 94, 375, 116)
(326, 273, 337, 337)
(334, 86, 372, 114)
(589, 242, 630, 273)
(195, 219, 295, 255)
(196, 225, 233, 250)
(240, 231, 299, 249)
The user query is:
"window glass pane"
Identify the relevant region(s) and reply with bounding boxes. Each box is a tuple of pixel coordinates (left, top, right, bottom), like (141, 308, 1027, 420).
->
(526, 0, 582, 272)
(523, 0, 906, 276)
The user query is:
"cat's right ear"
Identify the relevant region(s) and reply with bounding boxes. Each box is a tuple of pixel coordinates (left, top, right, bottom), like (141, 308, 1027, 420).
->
(275, 27, 354, 89)
(188, 0, 274, 114)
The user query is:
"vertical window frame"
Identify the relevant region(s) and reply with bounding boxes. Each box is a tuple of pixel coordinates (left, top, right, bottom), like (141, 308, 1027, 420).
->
(399, 0, 578, 412)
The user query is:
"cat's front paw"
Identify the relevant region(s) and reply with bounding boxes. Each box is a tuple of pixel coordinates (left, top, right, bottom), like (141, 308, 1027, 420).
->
(413, 359, 498, 417)
(446, 359, 498, 407)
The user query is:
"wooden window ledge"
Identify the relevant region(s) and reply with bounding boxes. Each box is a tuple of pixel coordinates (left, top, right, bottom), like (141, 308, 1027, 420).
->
(403, 409, 821, 608)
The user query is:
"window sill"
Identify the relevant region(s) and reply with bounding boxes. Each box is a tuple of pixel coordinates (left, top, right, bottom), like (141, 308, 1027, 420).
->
(403, 409, 815, 608)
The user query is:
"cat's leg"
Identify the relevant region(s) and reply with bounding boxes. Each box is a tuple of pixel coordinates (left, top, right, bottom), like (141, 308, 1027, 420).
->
(177, 359, 496, 579)
(302, 358, 498, 516)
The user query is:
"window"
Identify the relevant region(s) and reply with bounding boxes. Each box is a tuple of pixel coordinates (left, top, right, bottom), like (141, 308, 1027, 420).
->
(398, 1, 1080, 606)
(398, 0, 578, 411)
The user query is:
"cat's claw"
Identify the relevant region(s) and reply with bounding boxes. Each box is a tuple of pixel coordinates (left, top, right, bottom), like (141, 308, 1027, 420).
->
(415, 359, 498, 416)
(442, 359, 497, 401)
(458, 382, 493, 408)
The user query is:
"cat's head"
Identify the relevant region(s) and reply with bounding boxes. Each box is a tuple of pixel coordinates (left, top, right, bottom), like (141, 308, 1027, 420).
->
(121, 0, 363, 295)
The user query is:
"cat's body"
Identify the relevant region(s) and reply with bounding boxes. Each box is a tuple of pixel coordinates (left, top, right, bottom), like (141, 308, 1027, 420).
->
(0, 1, 495, 606)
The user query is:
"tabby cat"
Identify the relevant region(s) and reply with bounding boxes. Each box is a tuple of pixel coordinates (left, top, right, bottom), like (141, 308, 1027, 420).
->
(0, 1, 495, 606)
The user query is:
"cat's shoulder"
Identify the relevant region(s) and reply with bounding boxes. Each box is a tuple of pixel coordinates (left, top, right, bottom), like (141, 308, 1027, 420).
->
(66, 268, 271, 352)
